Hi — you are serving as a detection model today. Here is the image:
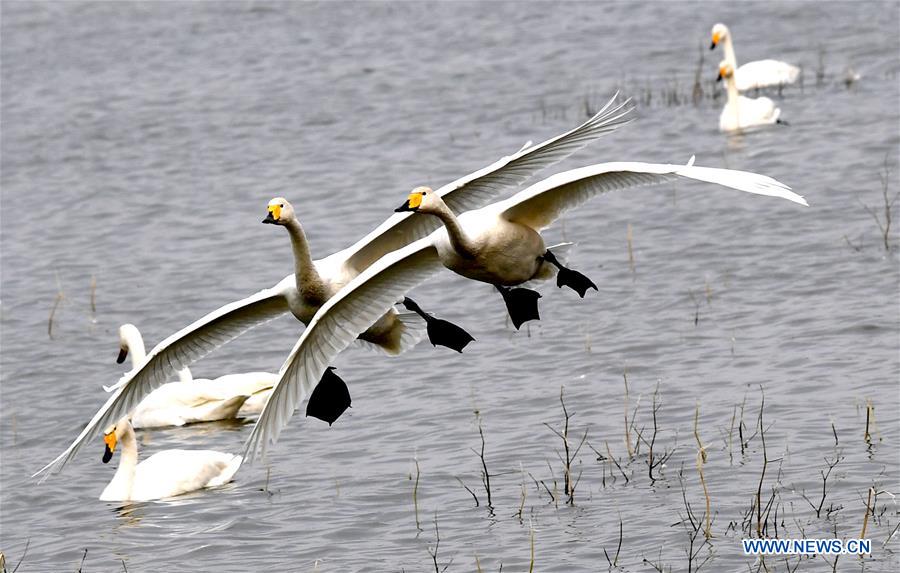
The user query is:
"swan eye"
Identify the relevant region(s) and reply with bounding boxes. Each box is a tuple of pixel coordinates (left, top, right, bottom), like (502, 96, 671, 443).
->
(420, 192, 426, 196)
(280, 204, 284, 208)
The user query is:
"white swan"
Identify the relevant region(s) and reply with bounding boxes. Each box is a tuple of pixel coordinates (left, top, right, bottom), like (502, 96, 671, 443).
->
(718, 61, 782, 132)
(242, 159, 807, 461)
(99, 417, 242, 502)
(34, 95, 634, 479)
(710, 23, 800, 91)
(117, 324, 275, 428)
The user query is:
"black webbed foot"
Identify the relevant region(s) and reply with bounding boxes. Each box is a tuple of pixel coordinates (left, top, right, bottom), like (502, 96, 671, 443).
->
(556, 267, 598, 298)
(542, 250, 598, 298)
(403, 297, 474, 353)
(495, 285, 541, 330)
(306, 367, 351, 426)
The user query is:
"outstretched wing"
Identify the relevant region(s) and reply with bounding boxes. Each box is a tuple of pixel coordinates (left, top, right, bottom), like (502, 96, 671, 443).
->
(242, 238, 445, 463)
(340, 95, 634, 273)
(33, 277, 294, 480)
(497, 157, 807, 230)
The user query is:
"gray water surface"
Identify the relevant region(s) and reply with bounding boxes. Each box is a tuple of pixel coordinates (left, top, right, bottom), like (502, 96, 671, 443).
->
(2, 2, 899, 571)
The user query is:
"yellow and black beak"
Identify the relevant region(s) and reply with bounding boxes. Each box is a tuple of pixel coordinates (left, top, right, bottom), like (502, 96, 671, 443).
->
(716, 70, 723, 82)
(710, 32, 720, 50)
(395, 192, 423, 213)
(116, 346, 128, 364)
(102, 432, 117, 464)
(262, 204, 281, 224)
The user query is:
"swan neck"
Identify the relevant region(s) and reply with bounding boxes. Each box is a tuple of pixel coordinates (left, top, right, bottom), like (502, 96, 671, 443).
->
(723, 33, 738, 68)
(125, 329, 146, 367)
(432, 204, 476, 258)
(725, 73, 740, 105)
(109, 422, 139, 498)
(285, 219, 326, 296)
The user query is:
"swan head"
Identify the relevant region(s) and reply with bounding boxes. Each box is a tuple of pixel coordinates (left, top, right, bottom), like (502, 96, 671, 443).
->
(262, 197, 296, 226)
(101, 418, 130, 463)
(717, 60, 734, 82)
(394, 186, 440, 214)
(710, 23, 729, 50)
(117, 323, 141, 364)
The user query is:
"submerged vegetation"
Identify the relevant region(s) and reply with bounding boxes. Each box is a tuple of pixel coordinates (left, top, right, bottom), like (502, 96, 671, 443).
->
(406, 380, 897, 572)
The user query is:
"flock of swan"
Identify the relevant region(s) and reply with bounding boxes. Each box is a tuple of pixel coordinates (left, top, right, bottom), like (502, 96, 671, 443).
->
(33, 25, 808, 502)
(711, 22, 799, 132)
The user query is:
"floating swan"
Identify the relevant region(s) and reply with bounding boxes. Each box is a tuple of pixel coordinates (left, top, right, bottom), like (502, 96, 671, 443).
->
(710, 23, 800, 91)
(34, 95, 633, 479)
(718, 61, 782, 132)
(99, 417, 242, 502)
(242, 159, 807, 461)
(116, 324, 275, 428)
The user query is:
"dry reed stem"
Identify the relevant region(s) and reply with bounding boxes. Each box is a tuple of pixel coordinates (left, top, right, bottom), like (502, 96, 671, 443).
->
(694, 404, 711, 539)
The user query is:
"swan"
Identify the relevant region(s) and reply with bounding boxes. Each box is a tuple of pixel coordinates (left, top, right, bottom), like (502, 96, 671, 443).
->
(33, 95, 634, 479)
(710, 23, 800, 91)
(242, 159, 807, 461)
(99, 417, 242, 502)
(116, 324, 265, 428)
(717, 61, 782, 132)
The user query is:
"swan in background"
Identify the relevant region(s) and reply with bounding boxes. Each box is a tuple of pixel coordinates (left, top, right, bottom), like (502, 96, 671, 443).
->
(711, 23, 800, 91)
(718, 61, 782, 132)
(99, 417, 242, 502)
(242, 159, 807, 461)
(117, 324, 273, 428)
(34, 95, 634, 480)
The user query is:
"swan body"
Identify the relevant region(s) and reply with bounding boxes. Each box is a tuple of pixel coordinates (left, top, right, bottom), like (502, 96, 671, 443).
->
(711, 23, 799, 91)
(242, 158, 807, 461)
(99, 417, 241, 502)
(718, 61, 781, 132)
(35, 95, 634, 479)
(118, 324, 274, 428)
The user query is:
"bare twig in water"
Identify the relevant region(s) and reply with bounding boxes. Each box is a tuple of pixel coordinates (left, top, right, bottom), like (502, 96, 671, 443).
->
(455, 476, 479, 507)
(544, 386, 588, 504)
(641, 382, 673, 481)
(694, 404, 712, 539)
(48, 273, 65, 339)
(89, 274, 97, 317)
(623, 371, 634, 459)
(603, 517, 624, 568)
(471, 423, 493, 511)
(426, 513, 453, 573)
(528, 523, 535, 573)
(801, 455, 843, 518)
(859, 158, 898, 251)
(412, 453, 422, 530)
(77, 548, 87, 573)
(860, 486, 875, 541)
(756, 389, 768, 538)
(626, 223, 635, 276)
(11, 538, 29, 573)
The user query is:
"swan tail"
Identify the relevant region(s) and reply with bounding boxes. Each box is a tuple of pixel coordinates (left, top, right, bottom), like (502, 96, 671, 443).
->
(522, 242, 576, 287)
(187, 395, 250, 424)
(208, 454, 244, 487)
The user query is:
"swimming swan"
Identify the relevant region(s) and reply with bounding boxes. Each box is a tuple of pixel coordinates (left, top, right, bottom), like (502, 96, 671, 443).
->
(718, 61, 782, 132)
(99, 417, 242, 502)
(33, 95, 634, 479)
(241, 159, 807, 461)
(710, 23, 800, 91)
(117, 324, 276, 427)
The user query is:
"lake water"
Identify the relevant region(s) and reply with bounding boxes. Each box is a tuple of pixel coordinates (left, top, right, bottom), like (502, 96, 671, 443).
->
(2, 1, 898, 571)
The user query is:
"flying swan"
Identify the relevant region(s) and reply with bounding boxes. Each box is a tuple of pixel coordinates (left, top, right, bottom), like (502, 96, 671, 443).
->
(99, 416, 242, 502)
(710, 23, 800, 91)
(33, 95, 634, 479)
(242, 159, 807, 462)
